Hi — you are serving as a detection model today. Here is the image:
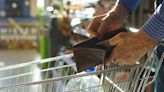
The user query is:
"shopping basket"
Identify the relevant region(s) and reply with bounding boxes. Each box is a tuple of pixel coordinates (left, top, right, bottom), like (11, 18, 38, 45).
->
(0, 45, 163, 92)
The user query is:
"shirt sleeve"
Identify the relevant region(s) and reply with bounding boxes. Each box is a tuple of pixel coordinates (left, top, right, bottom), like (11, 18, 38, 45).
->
(118, 0, 141, 12)
(143, 2, 164, 41)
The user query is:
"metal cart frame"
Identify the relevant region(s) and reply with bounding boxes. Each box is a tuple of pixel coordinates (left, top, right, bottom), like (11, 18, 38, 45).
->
(0, 46, 163, 92)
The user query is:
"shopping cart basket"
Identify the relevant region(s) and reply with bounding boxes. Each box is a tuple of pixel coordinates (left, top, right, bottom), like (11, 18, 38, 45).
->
(0, 46, 163, 92)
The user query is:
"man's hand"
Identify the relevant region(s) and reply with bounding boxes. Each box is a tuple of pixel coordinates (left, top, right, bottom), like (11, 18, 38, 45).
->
(87, 4, 129, 38)
(87, 14, 105, 38)
(107, 28, 158, 65)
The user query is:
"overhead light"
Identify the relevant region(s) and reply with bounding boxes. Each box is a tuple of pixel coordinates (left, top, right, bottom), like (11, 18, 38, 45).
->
(25, 1, 30, 6)
(46, 6, 54, 12)
(37, 0, 45, 8)
(12, 2, 17, 8)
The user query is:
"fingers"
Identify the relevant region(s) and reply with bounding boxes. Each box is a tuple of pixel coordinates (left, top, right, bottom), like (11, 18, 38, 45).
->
(107, 49, 137, 65)
(87, 30, 97, 38)
(87, 22, 100, 38)
(97, 17, 107, 36)
(109, 32, 127, 46)
(116, 72, 129, 82)
(97, 16, 111, 37)
(97, 11, 126, 37)
(107, 32, 138, 65)
(107, 51, 118, 65)
(106, 33, 127, 65)
(87, 14, 105, 38)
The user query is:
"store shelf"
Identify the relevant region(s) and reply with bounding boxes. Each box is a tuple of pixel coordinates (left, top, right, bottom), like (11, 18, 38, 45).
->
(0, 22, 39, 27)
(0, 18, 39, 27)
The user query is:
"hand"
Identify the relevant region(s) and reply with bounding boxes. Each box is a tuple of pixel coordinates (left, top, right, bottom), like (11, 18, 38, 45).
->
(87, 14, 105, 38)
(107, 28, 158, 65)
(87, 4, 129, 38)
(116, 72, 129, 82)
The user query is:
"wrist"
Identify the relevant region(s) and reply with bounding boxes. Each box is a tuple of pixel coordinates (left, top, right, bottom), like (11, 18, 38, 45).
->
(108, 4, 129, 18)
(115, 4, 130, 15)
(104, 4, 129, 25)
(133, 28, 158, 51)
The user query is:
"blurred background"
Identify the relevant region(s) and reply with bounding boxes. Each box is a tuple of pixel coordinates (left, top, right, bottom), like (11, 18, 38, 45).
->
(0, 0, 155, 66)
(0, 0, 158, 92)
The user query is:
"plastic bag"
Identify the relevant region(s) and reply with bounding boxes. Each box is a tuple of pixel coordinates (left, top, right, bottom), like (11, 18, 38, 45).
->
(65, 74, 104, 92)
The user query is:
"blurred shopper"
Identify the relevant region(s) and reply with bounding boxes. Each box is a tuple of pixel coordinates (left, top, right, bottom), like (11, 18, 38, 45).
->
(87, 0, 164, 92)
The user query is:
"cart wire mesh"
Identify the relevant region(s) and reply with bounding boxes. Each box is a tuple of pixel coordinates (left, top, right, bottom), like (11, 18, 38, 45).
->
(0, 46, 163, 92)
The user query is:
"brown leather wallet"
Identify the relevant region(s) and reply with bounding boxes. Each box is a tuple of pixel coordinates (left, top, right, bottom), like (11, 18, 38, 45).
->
(73, 28, 128, 72)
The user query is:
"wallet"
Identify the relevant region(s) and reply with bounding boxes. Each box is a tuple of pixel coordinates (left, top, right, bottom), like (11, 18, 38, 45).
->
(73, 28, 128, 72)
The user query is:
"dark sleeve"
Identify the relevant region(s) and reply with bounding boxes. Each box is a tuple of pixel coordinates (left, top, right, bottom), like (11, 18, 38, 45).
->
(118, 0, 141, 12)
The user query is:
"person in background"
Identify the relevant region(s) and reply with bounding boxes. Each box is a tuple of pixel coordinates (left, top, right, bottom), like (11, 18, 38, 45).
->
(87, 0, 164, 92)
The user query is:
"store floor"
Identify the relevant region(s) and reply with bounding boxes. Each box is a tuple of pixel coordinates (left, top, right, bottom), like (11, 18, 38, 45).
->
(0, 49, 40, 66)
(0, 49, 41, 92)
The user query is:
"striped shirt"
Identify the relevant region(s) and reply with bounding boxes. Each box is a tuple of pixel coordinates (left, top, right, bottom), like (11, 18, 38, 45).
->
(143, 1, 164, 40)
(118, 0, 164, 41)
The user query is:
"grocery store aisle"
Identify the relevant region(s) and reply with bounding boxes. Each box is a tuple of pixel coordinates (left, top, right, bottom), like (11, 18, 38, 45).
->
(0, 49, 40, 66)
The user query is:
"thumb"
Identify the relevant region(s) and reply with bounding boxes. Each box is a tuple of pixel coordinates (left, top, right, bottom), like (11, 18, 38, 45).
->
(97, 16, 110, 38)
(97, 23, 107, 37)
(87, 29, 97, 38)
(109, 33, 126, 46)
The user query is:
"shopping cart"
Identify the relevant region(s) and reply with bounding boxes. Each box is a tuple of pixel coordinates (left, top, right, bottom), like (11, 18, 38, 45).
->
(0, 46, 163, 92)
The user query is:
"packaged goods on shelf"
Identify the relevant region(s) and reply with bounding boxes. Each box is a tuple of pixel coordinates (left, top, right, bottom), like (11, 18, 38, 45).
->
(0, 27, 38, 49)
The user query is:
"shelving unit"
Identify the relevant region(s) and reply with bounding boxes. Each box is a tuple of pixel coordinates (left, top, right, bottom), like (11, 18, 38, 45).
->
(0, 0, 39, 49)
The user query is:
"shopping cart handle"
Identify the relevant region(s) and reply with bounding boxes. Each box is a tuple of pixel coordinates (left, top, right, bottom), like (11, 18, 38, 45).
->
(73, 28, 129, 72)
